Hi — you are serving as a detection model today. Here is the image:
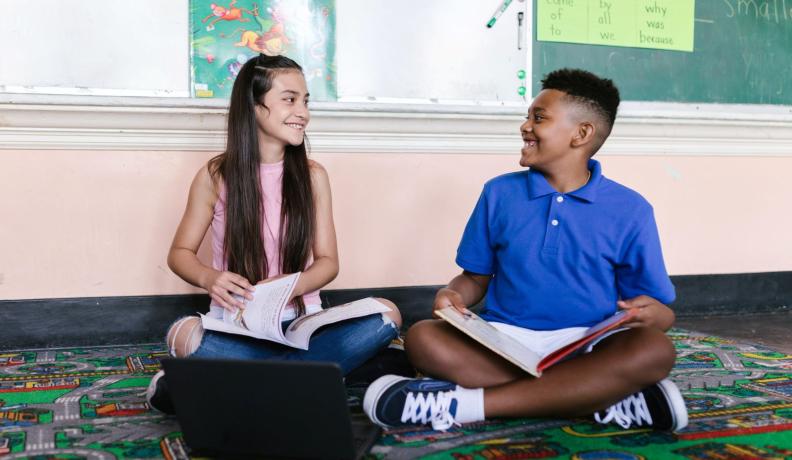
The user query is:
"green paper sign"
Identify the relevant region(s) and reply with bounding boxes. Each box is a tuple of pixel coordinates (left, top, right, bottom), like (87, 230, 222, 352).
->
(190, 0, 337, 100)
(537, 0, 695, 52)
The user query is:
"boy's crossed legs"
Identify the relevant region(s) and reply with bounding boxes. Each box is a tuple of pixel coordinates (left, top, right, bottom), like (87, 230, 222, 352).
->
(364, 319, 687, 431)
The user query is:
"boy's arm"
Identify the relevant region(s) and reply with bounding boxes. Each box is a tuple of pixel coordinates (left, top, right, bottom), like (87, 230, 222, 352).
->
(433, 271, 492, 316)
(617, 295, 675, 331)
(615, 205, 676, 331)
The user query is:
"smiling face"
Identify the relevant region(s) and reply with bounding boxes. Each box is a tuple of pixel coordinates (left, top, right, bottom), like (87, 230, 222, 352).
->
(519, 89, 582, 172)
(255, 69, 310, 149)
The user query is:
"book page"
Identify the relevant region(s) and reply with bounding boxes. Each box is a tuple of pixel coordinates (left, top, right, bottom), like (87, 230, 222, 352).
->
(533, 327, 588, 356)
(238, 273, 300, 338)
(200, 314, 286, 342)
(489, 323, 588, 358)
(438, 308, 637, 377)
(283, 297, 390, 350)
(436, 308, 543, 376)
(200, 273, 300, 344)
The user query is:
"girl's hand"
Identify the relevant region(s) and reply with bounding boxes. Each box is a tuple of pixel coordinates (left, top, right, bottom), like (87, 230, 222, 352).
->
(433, 288, 471, 318)
(204, 270, 255, 311)
(617, 295, 674, 330)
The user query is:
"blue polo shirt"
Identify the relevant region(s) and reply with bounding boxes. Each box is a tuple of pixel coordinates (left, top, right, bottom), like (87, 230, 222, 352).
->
(456, 159, 675, 330)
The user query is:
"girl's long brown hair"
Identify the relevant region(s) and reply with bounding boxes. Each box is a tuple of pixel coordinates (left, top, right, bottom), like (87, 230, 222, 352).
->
(208, 54, 315, 315)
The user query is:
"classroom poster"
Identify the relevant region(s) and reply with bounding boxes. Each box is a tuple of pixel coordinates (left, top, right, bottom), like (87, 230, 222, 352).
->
(537, 0, 695, 52)
(190, 0, 336, 100)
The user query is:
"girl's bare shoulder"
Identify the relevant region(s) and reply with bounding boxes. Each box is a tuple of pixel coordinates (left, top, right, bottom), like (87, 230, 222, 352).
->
(308, 159, 330, 181)
(307, 158, 326, 171)
(193, 162, 222, 202)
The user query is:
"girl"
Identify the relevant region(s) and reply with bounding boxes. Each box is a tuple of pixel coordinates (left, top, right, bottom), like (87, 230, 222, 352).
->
(147, 55, 402, 412)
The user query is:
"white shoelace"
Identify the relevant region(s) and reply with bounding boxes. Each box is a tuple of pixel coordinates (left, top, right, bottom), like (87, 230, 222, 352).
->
(401, 389, 458, 431)
(594, 392, 653, 429)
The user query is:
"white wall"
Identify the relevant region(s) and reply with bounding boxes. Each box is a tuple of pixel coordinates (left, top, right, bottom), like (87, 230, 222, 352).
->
(1, 1, 791, 300)
(2, 145, 792, 300)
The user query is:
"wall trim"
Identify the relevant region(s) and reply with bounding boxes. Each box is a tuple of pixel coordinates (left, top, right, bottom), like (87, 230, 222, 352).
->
(1, 271, 790, 349)
(2, 96, 792, 155)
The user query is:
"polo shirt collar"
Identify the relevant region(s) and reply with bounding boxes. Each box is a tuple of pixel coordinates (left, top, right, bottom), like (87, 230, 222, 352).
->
(526, 159, 602, 203)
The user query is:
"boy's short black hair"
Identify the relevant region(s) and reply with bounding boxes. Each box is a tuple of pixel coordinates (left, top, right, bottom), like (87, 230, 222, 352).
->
(541, 68, 620, 142)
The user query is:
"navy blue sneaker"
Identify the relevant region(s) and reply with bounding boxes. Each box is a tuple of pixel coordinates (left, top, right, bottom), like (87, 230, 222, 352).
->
(594, 378, 688, 431)
(363, 375, 460, 431)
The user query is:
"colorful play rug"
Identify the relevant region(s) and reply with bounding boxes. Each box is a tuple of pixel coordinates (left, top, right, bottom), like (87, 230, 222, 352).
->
(1, 330, 790, 459)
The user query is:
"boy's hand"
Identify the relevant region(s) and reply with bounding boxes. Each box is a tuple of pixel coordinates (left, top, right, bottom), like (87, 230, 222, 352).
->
(433, 288, 471, 318)
(204, 270, 255, 311)
(617, 295, 675, 331)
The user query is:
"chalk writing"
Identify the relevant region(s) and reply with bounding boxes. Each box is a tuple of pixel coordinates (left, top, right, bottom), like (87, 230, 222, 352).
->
(723, 0, 792, 23)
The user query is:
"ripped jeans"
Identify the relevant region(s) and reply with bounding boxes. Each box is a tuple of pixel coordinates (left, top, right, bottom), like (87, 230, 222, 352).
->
(190, 313, 399, 375)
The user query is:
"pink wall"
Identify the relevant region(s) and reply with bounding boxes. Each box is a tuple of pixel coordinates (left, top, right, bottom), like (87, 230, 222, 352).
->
(1, 149, 791, 300)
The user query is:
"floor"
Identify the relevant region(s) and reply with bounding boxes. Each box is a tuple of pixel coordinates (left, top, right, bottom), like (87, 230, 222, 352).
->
(4, 332, 790, 459)
(676, 310, 792, 354)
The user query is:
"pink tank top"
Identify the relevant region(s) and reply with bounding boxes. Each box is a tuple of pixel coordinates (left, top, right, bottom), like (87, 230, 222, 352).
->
(210, 161, 321, 315)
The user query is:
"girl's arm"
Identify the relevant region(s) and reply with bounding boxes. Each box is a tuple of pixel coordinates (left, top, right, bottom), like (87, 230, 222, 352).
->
(168, 165, 254, 310)
(292, 161, 339, 297)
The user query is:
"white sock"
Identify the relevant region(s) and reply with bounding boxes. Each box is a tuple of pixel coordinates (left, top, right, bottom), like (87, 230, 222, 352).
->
(452, 386, 485, 424)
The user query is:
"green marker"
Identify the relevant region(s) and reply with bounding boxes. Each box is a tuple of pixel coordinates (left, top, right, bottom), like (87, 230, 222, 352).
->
(518, 86, 527, 96)
(486, 0, 514, 28)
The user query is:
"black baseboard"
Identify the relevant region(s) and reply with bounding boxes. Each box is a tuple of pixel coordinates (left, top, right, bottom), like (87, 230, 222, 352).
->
(672, 271, 792, 316)
(1, 271, 790, 350)
(0, 294, 209, 350)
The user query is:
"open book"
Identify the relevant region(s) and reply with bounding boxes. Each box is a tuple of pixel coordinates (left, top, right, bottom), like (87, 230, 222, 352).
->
(436, 307, 637, 377)
(200, 273, 390, 350)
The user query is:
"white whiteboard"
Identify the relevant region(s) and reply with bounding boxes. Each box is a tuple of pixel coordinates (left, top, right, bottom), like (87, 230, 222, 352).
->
(336, 0, 530, 105)
(0, 0, 190, 97)
(0, 0, 529, 103)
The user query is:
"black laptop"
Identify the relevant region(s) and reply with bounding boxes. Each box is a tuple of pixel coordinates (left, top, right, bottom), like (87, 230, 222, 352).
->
(161, 358, 382, 459)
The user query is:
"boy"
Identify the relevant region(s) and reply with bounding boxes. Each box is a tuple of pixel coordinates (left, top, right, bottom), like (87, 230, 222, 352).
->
(363, 69, 688, 432)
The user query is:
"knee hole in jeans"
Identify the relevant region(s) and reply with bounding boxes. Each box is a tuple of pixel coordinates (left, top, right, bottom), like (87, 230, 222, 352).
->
(166, 316, 204, 358)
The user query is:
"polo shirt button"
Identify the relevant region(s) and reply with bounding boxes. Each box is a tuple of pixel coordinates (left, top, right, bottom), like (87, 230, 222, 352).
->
(556, 196, 564, 203)
(551, 219, 559, 226)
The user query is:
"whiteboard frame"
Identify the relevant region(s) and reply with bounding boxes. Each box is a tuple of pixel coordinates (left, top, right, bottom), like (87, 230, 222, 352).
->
(4, 91, 791, 120)
(2, 92, 792, 157)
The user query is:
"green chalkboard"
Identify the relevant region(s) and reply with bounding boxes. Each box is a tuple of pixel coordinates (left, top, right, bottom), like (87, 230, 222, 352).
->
(533, 0, 792, 105)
